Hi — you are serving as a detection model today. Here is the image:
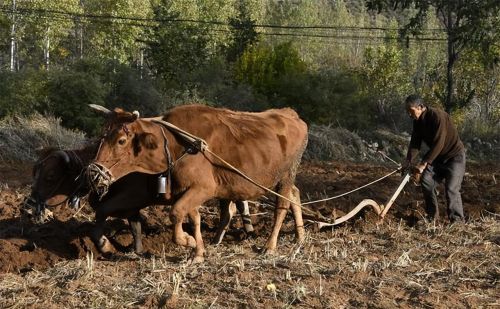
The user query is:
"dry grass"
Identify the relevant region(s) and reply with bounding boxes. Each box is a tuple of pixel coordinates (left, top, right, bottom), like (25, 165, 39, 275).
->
(304, 124, 369, 162)
(0, 115, 498, 308)
(1, 215, 498, 308)
(0, 113, 86, 163)
(304, 125, 411, 164)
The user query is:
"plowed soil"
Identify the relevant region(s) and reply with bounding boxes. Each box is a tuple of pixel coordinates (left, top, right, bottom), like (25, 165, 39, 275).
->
(1, 161, 499, 308)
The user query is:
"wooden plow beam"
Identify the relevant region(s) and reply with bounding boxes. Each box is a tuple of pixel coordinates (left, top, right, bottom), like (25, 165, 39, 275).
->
(313, 173, 411, 229)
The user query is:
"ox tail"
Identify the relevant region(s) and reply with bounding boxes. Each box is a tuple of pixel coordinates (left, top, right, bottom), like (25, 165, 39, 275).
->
(289, 133, 308, 183)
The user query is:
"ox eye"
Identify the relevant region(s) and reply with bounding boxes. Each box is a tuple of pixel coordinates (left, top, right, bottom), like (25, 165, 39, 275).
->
(45, 174, 55, 182)
(118, 137, 127, 145)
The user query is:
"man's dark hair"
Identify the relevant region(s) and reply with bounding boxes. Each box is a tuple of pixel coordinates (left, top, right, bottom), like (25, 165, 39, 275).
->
(405, 95, 425, 108)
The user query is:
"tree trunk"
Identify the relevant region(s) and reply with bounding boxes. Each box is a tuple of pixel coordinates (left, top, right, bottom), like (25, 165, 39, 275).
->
(445, 6, 456, 113)
(139, 49, 144, 79)
(79, 23, 83, 59)
(445, 39, 456, 113)
(45, 27, 50, 71)
(10, 0, 16, 72)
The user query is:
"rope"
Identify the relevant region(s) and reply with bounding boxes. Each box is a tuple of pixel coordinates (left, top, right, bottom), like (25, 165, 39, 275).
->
(151, 118, 401, 207)
(377, 150, 400, 166)
(302, 168, 401, 205)
(151, 119, 208, 151)
(151, 118, 301, 205)
(204, 148, 301, 206)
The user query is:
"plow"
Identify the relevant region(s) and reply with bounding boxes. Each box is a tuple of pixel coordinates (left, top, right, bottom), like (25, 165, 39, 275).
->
(309, 172, 412, 229)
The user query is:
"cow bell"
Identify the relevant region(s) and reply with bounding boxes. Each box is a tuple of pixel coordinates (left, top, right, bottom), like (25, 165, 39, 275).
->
(157, 175, 167, 194)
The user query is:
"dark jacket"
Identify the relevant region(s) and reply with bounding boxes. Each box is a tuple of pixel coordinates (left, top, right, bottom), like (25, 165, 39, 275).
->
(407, 107, 464, 164)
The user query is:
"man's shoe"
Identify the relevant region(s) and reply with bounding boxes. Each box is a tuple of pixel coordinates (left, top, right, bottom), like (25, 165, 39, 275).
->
(449, 218, 465, 228)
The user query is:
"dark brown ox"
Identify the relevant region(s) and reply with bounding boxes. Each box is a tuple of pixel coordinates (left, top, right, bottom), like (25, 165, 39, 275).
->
(89, 104, 308, 263)
(28, 145, 255, 255)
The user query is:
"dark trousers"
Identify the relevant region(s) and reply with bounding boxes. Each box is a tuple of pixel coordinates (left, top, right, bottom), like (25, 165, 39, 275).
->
(420, 151, 466, 222)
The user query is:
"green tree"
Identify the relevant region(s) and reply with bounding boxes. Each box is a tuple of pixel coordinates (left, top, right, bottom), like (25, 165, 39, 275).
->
(0, 69, 48, 117)
(80, 0, 151, 64)
(226, 0, 259, 62)
(2, 0, 80, 70)
(105, 62, 164, 116)
(45, 69, 105, 135)
(362, 44, 413, 129)
(0, 7, 11, 68)
(366, 0, 500, 112)
(148, 0, 211, 85)
(235, 41, 306, 95)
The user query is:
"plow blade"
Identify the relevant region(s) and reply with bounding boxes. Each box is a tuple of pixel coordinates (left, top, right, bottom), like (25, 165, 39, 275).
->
(313, 173, 411, 229)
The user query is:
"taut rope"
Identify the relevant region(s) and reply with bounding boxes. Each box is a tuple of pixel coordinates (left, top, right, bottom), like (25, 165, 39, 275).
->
(150, 118, 400, 207)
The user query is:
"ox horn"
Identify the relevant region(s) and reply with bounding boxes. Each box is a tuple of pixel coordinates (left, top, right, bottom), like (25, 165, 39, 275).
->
(89, 104, 112, 115)
(53, 150, 71, 165)
(132, 110, 140, 119)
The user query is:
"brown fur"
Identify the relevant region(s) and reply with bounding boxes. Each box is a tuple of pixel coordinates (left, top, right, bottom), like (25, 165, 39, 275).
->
(91, 104, 308, 262)
(31, 143, 256, 256)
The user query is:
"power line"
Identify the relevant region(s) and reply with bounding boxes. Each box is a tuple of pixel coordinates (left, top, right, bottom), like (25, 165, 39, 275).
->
(0, 5, 447, 33)
(0, 6, 447, 43)
(258, 31, 446, 41)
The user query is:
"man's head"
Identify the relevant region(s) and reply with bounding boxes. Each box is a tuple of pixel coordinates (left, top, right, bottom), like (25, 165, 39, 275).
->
(405, 94, 426, 120)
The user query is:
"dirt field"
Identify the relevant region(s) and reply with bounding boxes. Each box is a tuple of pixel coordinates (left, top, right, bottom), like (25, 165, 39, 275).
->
(0, 160, 499, 308)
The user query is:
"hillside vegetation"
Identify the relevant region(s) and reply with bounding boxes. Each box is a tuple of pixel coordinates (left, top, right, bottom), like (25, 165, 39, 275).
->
(0, 0, 498, 141)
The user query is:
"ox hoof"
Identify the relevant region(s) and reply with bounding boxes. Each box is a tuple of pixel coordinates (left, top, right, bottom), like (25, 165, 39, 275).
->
(96, 236, 114, 255)
(134, 246, 144, 255)
(187, 255, 205, 265)
(177, 232, 197, 248)
(295, 233, 305, 244)
(186, 239, 197, 249)
(186, 255, 205, 266)
(260, 247, 276, 256)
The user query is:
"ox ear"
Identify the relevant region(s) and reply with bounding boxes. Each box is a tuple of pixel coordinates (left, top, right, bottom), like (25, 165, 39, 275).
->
(89, 104, 112, 115)
(114, 108, 140, 123)
(35, 148, 70, 164)
(52, 150, 70, 165)
(134, 133, 158, 152)
(140, 133, 158, 149)
(35, 146, 57, 159)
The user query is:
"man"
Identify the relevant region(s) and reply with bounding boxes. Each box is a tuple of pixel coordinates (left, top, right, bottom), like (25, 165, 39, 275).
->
(403, 94, 466, 223)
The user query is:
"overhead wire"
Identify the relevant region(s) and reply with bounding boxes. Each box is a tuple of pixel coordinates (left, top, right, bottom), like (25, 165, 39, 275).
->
(0, 5, 447, 43)
(0, 5, 447, 32)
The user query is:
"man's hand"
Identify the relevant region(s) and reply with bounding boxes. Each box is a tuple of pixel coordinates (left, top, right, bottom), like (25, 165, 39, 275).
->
(415, 162, 428, 174)
(410, 162, 427, 185)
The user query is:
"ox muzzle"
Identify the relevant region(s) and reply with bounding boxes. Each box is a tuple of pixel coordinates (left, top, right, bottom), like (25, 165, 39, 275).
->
(22, 193, 54, 224)
(22, 192, 81, 224)
(86, 163, 114, 199)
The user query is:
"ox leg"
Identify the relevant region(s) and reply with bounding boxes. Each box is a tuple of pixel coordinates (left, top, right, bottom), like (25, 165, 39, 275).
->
(128, 213, 143, 254)
(263, 185, 292, 254)
(236, 200, 255, 235)
(212, 200, 236, 245)
(90, 189, 149, 257)
(188, 206, 205, 264)
(170, 190, 207, 253)
(92, 212, 114, 256)
(290, 185, 305, 243)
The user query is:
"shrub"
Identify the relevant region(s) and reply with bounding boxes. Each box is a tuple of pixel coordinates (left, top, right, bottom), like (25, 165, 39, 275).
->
(0, 113, 87, 163)
(44, 69, 105, 136)
(0, 69, 48, 118)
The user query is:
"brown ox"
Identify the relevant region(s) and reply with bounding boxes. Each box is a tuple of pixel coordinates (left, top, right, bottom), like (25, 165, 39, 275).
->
(88, 104, 308, 263)
(28, 145, 255, 256)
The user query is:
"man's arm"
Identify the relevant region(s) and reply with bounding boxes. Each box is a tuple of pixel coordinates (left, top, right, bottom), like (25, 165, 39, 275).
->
(422, 113, 447, 165)
(406, 121, 422, 163)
